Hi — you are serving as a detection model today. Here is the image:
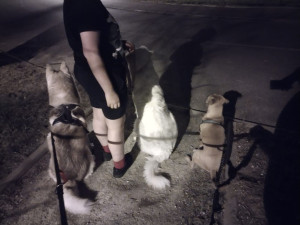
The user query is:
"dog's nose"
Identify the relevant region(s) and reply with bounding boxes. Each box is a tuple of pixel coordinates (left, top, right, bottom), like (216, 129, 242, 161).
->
(63, 109, 73, 121)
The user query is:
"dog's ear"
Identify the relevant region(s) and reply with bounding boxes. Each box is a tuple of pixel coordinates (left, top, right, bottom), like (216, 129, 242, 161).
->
(223, 97, 229, 104)
(221, 96, 229, 104)
(60, 61, 71, 76)
(206, 95, 216, 105)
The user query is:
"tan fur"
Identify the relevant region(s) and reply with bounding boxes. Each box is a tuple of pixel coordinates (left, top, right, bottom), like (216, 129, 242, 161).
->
(187, 94, 229, 180)
(46, 62, 95, 214)
(46, 61, 79, 107)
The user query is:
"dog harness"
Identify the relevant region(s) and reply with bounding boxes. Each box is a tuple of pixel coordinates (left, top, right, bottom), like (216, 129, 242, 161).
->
(201, 119, 223, 126)
(199, 119, 226, 151)
(51, 104, 89, 135)
(52, 104, 83, 126)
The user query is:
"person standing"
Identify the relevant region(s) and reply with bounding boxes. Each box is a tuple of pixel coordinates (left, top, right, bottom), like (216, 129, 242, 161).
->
(63, 0, 135, 178)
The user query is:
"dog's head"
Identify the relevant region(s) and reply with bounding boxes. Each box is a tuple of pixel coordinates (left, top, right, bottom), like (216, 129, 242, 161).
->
(206, 94, 229, 107)
(46, 62, 80, 107)
(149, 85, 167, 108)
(49, 104, 86, 136)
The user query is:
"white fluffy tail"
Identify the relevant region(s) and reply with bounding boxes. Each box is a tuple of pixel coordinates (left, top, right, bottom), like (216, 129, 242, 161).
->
(143, 157, 170, 190)
(63, 184, 93, 215)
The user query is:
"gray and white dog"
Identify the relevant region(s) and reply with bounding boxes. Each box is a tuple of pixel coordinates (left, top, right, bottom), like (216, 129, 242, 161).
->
(46, 62, 95, 214)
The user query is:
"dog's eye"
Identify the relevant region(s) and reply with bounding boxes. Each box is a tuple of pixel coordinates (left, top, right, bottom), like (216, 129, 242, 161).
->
(72, 108, 85, 117)
(50, 108, 63, 117)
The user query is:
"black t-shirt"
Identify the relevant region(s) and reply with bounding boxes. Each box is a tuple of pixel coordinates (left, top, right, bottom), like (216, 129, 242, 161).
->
(63, 0, 122, 68)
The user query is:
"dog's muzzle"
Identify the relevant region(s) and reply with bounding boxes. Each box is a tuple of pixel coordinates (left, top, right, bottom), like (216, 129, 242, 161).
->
(52, 104, 83, 127)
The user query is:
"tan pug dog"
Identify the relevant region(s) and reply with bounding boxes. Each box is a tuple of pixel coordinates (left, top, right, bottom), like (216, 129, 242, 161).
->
(187, 94, 229, 180)
(46, 62, 95, 214)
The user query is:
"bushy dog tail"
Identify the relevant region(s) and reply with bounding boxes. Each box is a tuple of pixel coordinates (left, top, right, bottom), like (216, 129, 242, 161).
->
(63, 181, 93, 215)
(143, 156, 170, 190)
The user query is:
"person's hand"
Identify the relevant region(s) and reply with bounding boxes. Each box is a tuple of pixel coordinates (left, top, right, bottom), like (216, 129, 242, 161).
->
(124, 41, 135, 54)
(105, 90, 120, 109)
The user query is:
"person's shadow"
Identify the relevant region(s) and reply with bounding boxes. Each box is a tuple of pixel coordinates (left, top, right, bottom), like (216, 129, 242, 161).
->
(250, 67, 300, 225)
(159, 27, 216, 148)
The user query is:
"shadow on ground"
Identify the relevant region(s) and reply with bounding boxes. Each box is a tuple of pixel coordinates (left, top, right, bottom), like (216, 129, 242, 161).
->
(159, 27, 216, 148)
(250, 68, 300, 225)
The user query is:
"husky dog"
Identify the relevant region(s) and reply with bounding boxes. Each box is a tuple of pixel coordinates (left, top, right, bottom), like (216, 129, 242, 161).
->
(187, 94, 229, 180)
(46, 62, 95, 214)
(138, 85, 178, 189)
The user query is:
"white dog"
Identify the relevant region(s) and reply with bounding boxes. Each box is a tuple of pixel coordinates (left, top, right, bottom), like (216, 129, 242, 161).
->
(46, 62, 95, 214)
(138, 85, 178, 189)
(127, 47, 178, 189)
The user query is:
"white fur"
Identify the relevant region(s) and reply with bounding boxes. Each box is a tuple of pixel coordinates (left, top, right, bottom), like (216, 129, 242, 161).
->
(138, 85, 178, 189)
(48, 166, 93, 214)
(63, 187, 94, 215)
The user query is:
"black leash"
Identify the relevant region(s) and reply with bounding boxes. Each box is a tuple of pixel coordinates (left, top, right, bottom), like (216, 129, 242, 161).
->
(50, 132, 68, 225)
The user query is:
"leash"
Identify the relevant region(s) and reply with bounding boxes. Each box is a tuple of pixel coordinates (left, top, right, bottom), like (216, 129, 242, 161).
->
(49, 104, 89, 225)
(50, 132, 68, 225)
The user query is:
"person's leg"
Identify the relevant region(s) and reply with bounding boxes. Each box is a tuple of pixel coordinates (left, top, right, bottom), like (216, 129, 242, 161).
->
(105, 115, 125, 162)
(93, 107, 112, 160)
(93, 107, 108, 146)
(105, 115, 132, 178)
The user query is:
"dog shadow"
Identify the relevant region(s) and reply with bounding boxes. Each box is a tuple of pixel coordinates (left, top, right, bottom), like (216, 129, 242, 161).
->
(220, 90, 242, 181)
(159, 27, 216, 148)
(209, 91, 242, 224)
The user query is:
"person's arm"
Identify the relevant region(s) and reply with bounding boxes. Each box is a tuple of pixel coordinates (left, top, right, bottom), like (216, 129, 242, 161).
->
(80, 31, 120, 109)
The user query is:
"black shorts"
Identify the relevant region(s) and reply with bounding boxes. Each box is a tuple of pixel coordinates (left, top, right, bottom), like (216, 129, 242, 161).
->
(74, 62, 128, 120)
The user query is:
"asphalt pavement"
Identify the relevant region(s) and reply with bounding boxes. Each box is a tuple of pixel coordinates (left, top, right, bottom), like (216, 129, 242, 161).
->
(1, 0, 299, 128)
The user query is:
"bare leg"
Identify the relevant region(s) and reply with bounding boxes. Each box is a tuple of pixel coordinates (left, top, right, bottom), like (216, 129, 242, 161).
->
(93, 107, 108, 146)
(105, 115, 125, 162)
(93, 108, 131, 177)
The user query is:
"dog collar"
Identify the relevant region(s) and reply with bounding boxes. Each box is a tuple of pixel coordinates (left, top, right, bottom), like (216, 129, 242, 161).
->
(201, 119, 223, 126)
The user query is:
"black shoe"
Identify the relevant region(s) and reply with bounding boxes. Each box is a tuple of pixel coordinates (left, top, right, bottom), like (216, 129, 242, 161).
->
(103, 151, 112, 161)
(113, 154, 133, 178)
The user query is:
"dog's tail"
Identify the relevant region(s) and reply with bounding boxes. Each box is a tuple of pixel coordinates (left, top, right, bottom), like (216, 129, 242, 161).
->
(143, 155, 170, 190)
(63, 181, 93, 215)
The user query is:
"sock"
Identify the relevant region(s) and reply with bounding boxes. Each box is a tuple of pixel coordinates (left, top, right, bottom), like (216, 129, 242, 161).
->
(102, 145, 111, 153)
(114, 158, 125, 169)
